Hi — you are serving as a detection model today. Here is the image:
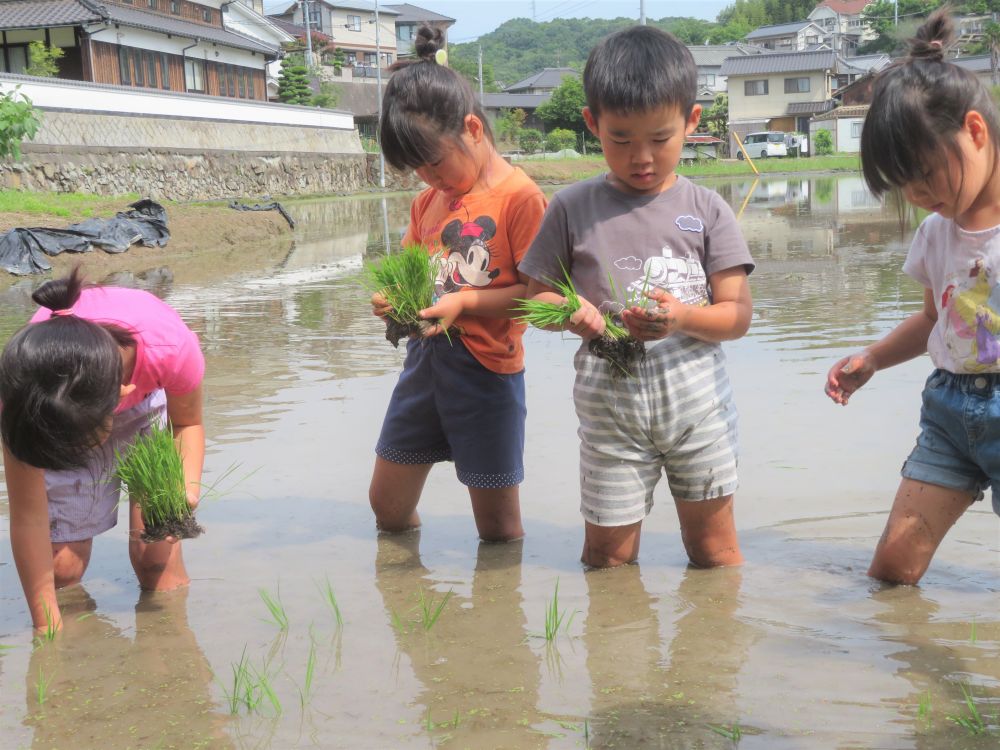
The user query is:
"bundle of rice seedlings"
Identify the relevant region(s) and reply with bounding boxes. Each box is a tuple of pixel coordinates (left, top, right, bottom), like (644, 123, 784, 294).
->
(115, 420, 204, 543)
(516, 266, 645, 379)
(363, 244, 444, 347)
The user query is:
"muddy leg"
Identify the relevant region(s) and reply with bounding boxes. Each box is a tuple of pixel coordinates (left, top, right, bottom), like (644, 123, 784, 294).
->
(469, 485, 524, 542)
(369, 456, 432, 532)
(51, 539, 93, 588)
(674, 495, 743, 568)
(128, 502, 190, 591)
(582, 520, 642, 568)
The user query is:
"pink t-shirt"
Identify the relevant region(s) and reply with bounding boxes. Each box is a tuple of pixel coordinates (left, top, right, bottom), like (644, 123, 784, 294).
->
(30, 287, 204, 412)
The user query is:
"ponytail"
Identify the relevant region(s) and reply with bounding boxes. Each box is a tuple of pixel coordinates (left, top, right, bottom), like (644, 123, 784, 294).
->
(0, 268, 132, 470)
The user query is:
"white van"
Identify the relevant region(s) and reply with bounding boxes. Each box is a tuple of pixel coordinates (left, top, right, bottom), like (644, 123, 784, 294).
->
(738, 131, 788, 159)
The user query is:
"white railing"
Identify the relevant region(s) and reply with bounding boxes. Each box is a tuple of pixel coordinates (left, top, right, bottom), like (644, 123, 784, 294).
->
(0, 73, 355, 130)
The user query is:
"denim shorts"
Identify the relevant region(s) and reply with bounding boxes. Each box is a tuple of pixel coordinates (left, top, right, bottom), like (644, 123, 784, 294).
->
(45, 390, 167, 542)
(375, 336, 526, 489)
(902, 369, 1000, 516)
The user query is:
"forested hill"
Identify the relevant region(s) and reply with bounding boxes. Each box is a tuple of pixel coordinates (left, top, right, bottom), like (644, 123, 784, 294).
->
(449, 0, 819, 90)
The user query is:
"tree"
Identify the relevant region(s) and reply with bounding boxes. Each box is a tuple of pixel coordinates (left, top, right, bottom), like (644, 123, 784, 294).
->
(277, 54, 313, 105)
(496, 107, 527, 146)
(545, 128, 577, 152)
(519, 128, 543, 154)
(536, 75, 585, 134)
(0, 87, 41, 160)
(25, 41, 63, 78)
(813, 128, 833, 155)
(311, 81, 340, 109)
(701, 93, 729, 145)
(450, 56, 500, 93)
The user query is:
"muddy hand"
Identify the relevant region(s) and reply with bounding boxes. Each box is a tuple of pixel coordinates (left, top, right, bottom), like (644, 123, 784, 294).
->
(825, 351, 875, 406)
(419, 292, 465, 337)
(622, 287, 684, 341)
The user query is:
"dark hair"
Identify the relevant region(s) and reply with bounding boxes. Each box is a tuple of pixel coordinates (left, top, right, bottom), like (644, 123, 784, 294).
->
(861, 8, 1000, 197)
(0, 268, 135, 470)
(583, 25, 697, 119)
(378, 26, 494, 171)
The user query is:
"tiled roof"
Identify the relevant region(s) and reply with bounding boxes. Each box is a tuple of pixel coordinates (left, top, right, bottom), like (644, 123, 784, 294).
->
(269, 16, 333, 42)
(505, 67, 577, 92)
(952, 54, 992, 73)
(384, 3, 454, 24)
(720, 50, 858, 76)
(814, 0, 872, 15)
(0, 0, 103, 29)
(688, 43, 769, 67)
(786, 99, 836, 115)
(0, 0, 278, 55)
(812, 103, 869, 121)
(481, 92, 551, 109)
(314, 1, 399, 15)
(745, 21, 817, 39)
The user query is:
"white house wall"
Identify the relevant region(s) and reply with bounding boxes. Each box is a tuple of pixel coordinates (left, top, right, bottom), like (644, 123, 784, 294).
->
(88, 24, 264, 68)
(727, 71, 830, 121)
(836, 117, 863, 152)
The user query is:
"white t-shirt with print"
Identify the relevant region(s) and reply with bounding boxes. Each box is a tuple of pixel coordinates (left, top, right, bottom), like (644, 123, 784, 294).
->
(903, 213, 1000, 373)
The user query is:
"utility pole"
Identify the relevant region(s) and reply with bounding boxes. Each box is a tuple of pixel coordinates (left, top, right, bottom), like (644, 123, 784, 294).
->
(894, 0, 898, 26)
(640, 0, 646, 25)
(477, 44, 484, 105)
(301, 0, 313, 70)
(374, 0, 385, 189)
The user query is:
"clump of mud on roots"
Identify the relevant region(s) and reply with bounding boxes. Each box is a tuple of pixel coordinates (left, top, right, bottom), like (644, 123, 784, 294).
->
(589, 335, 646, 379)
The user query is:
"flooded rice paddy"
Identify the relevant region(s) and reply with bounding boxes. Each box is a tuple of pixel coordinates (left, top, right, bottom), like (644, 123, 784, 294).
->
(0, 175, 997, 749)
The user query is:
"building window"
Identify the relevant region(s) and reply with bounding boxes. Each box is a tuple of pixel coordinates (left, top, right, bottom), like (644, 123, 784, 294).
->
(697, 73, 716, 87)
(148, 0, 157, 9)
(364, 52, 377, 65)
(380, 52, 393, 66)
(744, 79, 768, 96)
(851, 121, 863, 138)
(171, 0, 180, 13)
(307, 5, 322, 31)
(185, 57, 205, 92)
(0, 45, 29, 74)
(347, 15, 361, 31)
(398, 24, 413, 40)
(784, 77, 810, 93)
(202, 8, 212, 23)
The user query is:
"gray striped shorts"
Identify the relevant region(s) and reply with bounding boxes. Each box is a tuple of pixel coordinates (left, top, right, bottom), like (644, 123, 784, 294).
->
(573, 337, 739, 526)
(45, 390, 167, 543)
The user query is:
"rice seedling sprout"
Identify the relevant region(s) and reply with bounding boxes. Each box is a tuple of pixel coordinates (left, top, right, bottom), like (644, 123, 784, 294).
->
(544, 579, 573, 642)
(35, 666, 52, 705)
(947, 682, 988, 736)
(707, 722, 742, 742)
(115, 420, 203, 543)
(316, 577, 343, 627)
(41, 600, 57, 642)
(258, 587, 289, 631)
(417, 588, 453, 631)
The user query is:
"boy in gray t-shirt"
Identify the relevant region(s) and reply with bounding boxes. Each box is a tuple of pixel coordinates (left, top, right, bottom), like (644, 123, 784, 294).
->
(519, 25, 754, 570)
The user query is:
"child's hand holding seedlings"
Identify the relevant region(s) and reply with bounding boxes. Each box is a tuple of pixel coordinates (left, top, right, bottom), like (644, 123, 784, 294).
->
(622, 287, 687, 342)
(418, 292, 463, 337)
(825, 351, 877, 406)
(567, 295, 606, 339)
(371, 291, 393, 321)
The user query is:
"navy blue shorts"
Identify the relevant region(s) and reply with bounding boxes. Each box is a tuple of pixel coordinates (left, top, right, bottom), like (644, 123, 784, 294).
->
(376, 336, 526, 489)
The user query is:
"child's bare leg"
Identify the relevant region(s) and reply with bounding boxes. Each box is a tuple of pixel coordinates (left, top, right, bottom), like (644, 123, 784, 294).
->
(51, 540, 93, 588)
(369, 456, 432, 532)
(582, 521, 642, 568)
(675, 495, 743, 568)
(469, 486, 524, 542)
(128, 502, 190, 591)
(868, 478, 974, 585)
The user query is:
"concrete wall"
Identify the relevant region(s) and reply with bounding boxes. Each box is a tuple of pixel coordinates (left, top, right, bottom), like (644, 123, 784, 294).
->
(0, 74, 419, 199)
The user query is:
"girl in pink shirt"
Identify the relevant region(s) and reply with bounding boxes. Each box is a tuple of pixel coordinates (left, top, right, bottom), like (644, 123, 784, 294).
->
(1, 268, 205, 633)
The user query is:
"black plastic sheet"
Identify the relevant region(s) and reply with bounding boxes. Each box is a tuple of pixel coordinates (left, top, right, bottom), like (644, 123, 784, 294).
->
(0, 199, 169, 276)
(228, 200, 296, 229)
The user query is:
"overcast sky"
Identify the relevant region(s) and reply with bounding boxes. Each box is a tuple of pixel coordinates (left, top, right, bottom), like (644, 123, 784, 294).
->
(265, 2, 732, 43)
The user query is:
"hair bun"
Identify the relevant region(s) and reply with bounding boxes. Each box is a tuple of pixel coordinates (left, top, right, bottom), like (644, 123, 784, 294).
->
(909, 8, 953, 62)
(413, 26, 445, 63)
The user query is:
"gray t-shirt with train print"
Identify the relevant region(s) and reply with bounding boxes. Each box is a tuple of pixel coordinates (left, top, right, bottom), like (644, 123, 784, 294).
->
(519, 174, 754, 328)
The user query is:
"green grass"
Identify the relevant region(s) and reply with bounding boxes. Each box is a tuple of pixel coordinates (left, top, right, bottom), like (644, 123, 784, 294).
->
(416, 588, 453, 631)
(114, 420, 190, 530)
(947, 682, 990, 736)
(0, 189, 140, 219)
(515, 265, 629, 341)
(222, 647, 283, 716)
(543, 579, 575, 642)
(363, 243, 439, 328)
(316, 576, 343, 627)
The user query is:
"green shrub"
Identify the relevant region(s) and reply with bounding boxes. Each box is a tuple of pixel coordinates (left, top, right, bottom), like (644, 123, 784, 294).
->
(519, 128, 543, 154)
(545, 128, 577, 152)
(813, 128, 834, 156)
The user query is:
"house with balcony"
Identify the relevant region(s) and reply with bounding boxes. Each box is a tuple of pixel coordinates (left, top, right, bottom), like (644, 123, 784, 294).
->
(745, 21, 829, 52)
(384, 3, 454, 58)
(807, 0, 876, 56)
(0, 0, 278, 99)
(269, 1, 398, 77)
(721, 49, 866, 154)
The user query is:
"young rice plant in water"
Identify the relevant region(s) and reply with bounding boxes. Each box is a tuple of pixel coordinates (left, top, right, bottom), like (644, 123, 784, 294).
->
(364, 244, 445, 347)
(115, 420, 203, 543)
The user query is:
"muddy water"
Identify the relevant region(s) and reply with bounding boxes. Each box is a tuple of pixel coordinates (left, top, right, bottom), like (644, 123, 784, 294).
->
(1, 176, 997, 750)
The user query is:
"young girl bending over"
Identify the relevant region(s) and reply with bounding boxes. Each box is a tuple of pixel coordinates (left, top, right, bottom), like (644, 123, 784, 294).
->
(369, 27, 547, 542)
(825, 10, 1000, 584)
(1, 269, 205, 632)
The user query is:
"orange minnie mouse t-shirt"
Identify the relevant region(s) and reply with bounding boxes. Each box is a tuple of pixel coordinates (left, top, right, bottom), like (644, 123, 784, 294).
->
(402, 166, 547, 374)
